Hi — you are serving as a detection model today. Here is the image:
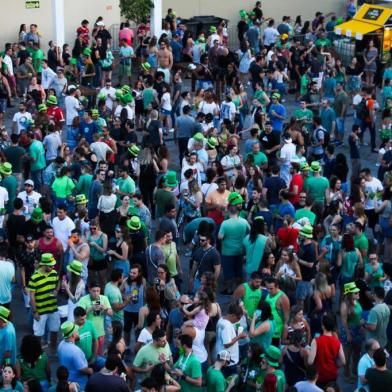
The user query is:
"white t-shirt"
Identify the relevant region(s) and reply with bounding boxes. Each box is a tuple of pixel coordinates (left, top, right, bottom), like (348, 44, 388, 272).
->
(161, 92, 172, 111)
(294, 381, 323, 392)
(0, 261, 15, 304)
(0, 187, 9, 227)
(41, 67, 56, 90)
(220, 101, 236, 121)
(43, 132, 62, 160)
(3, 55, 13, 76)
(114, 104, 135, 120)
(97, 194, 117, 213)
(199, 101, 218, 116)
(17, 190, 41, 218)
(216, 317, 239, 365)
(65, 95, 80, 126)
(99, 86, 116, 110)
(201, 182, 218, 198)
(263, 27, 279, 46)
(280, 142, 296, 163)
(181, 162, 203, 187)
(52, 216, 76, 250)
(137, 328, 153, 345)
(13, 111, 32, 134)
(364, 177, 383, 210)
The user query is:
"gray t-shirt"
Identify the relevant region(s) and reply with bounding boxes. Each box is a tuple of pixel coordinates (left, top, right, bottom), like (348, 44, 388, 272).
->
(294, 381, 323, 392)
(146, 244, 165, 283)
(176, 115, 195, 139)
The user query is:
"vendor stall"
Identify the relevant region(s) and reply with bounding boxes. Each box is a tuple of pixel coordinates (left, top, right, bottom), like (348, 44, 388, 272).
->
(334, 3, 392, 64)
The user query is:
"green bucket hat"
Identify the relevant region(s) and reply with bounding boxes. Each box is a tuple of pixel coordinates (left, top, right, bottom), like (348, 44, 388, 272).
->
(141, 62, 151, 72)
(193, 132, 204, 142)
(210, 26, 217, 33)
(271, 92, 281, 100)
(40, 253, 56, 266)
(38, 103, 47, 112)
(75, 194, 88, 205)
(70, 58, 77, 65)
(121, 92, 133, 104)
(97, 92, 106, 101)
(31, 207, 43, 223)
(228, 191, 244, 206)
(0, 163, 12, 176)
(121, 84, 131, 94)
(61, 321, 79, 338)
(127, 216, 141, 231)
(206, 137, 218, 148)
(83, 48, 92, 57)
(67, 260, 83, 276)
(164, 171, 178, 188)
(198, 36, 206, 43)
(299, 224, 313, 239)
(300, 162, 310, 171)
(47, 96, 57, 105)
(261, 346, 281, 368)
(343, 282, 360, 295)
(128, 145, 140, 157)
(310, 161, 321, 172)
(0, 306, 10, 323)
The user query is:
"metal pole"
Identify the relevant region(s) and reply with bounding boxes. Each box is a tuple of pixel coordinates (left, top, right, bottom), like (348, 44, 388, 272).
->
(52, 0, 65, 47)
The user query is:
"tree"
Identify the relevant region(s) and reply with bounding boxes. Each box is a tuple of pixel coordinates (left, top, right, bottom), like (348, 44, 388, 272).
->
(119, 0, 154, 24)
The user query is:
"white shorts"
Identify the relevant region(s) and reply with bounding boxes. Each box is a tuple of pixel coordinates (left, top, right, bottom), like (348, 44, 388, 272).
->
(33, 312, 61, 336)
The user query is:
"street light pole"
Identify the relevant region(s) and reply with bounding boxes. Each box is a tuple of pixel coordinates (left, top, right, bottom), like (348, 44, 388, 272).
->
(52, 0, 65, 47)
(151, 0, 162, 38)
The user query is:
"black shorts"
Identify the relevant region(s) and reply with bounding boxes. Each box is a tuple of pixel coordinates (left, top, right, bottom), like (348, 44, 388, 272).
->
(124, 311, 139, 333)
(88, 257, 108, 271)
(365, 208, 377, 229)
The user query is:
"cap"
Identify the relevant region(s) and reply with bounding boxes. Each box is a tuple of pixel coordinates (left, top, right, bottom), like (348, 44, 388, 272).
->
(217, 350, 235, 364)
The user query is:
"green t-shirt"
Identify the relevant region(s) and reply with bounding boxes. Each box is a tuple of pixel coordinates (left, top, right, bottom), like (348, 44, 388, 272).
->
(295, 208, 316, 225)
(116, 176, 136, 206)
(243, 234, 267, 275)
(133, 342, 172, 374)
(304, 175, 329, 203)
(161, 242, 178, 277)
(366, 303, 390, 348)
(51, 175, 75, 198)
(365, 262, 384, 289)
(19, 352, 48, 382)
(248, 151, 268, 167)
(174, 353, 202, 392)
(207, 367, 226, 392)
(154, 188, 176, 218)
(219, 217, 250, 256)
(294, 108, 313, 123)
(29, 140, 46, 171)
(104, 282, 124, 322)
(77, 294, 111, 337)
(33, 49, 44, 73)
(354, 233, 368, 255)
(254, 90, 268, 110)
(1, 175, 18, 213)
(315, 38, 332, 48)
(76, 173, 93, 198)
(75, 319, 98, 362)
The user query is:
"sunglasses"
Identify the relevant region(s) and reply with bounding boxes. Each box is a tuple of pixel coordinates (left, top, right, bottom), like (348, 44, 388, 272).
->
(90, 227, 97, 230)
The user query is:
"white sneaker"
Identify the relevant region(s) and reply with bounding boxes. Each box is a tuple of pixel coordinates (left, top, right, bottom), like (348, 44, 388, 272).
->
(168, 128, 175, 133)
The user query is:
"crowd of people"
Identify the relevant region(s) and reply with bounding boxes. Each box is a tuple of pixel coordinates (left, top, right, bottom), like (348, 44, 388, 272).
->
(0, 1, 392, 391)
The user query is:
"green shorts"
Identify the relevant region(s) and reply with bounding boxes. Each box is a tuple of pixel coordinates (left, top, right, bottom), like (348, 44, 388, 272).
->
(119, 64, 132, 76)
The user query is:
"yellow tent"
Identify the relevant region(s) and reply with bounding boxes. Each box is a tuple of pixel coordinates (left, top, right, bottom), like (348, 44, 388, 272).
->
(335, 3, 392, 40)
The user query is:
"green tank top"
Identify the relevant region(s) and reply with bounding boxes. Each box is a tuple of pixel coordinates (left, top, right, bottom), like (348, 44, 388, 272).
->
(243, 283, 262, 318)
(143, 88, 155, 110)
(348, 300, 363, 327)
(266, 291, 284, 338)
(19, 353, 48, 382)
(251, 319, 275, 351)
(88, 233, 105, 261)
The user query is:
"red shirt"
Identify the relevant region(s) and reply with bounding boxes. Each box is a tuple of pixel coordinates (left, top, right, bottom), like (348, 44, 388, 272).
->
(288, 173, 304, 205)
(47, 106, 65, 126)
(276, 227, 300, 251)
(77, 26, 90, 45)
(314, 335, 341, 383)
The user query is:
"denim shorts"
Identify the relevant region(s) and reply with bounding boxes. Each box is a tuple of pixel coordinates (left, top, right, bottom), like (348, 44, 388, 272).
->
(161, 108, 171, 116)
(295, 280, 313, 301)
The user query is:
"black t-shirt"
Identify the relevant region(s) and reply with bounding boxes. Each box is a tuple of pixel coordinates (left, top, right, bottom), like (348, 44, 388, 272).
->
(298, 241, 317, 281)
(96, 29, 112, 50)
(128, 230, 146, 254)
(258, 130, 280, 159)
(263, 176, 286, 205)
(6, 213, 25, 246)
(249, 61, 264, 86)
(147, 119, 162, 147)
(17, 49, 29, 65)
(17, 248, 40, 283)
(192, 245, 221, 277)
(365, 368, 392, 392)
(47, 49, 58, 71)
(23, 220, 50, 240)
(85, 373, 129, 392)
(237, 20, 249, 39)
(355, 278, 373, 311)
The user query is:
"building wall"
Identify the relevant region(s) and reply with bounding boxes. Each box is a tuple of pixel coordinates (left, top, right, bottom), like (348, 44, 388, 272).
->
(162, 0, 346, 34)
(0, 0, 121, 50)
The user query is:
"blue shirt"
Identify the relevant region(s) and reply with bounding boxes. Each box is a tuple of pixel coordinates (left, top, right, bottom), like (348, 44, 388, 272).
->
(170, 40, 182, 63)
(66, 126, 80, 150)
(268, 103, 286, 132)
(58, 341, 88, 390)
(0, 322, 16, 365)
(176, 115, 195, 139)
(320, 107, 336, 134)
(79, 120, 99, 144)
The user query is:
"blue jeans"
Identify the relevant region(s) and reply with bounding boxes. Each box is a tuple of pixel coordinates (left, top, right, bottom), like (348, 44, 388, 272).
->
(336, 117, 345, 138)
(30, 169, 43, 193)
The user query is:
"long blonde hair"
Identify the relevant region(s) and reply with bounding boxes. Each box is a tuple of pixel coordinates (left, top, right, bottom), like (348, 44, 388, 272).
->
(138, 147, 153, 165)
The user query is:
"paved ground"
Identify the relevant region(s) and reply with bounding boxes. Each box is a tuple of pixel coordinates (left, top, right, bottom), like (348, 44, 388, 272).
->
(4, 80, 381, 390)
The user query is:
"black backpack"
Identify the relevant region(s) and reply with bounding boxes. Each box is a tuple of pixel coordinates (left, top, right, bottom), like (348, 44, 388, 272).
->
(356, 98, 369, 121)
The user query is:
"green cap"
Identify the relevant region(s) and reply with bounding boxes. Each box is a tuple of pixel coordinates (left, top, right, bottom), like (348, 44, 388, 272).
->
(127, 216, 141, 231)
(310, 161, 321, 172)
(61, 321, 79, 338)
(271, 92, 281, 100)
(38, 103, 47, 112)
(261, 346, 281, 367)
(164, 171, 178, 188)
(83, 48, 92, 57)
(0, 306, 10, 323)
(299, 224, 313, 239)
(47, 96, 58, 105)
(128, 145, 140, 157)
(228, 191, 244, 206)
(67, 260, 83, 276)
(40, 253, 56, 266)
(0, 162, 12, 176)
(31, 207, 43, 223)
(75, 194, 88, 205)
(343, 282, 360, 295)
